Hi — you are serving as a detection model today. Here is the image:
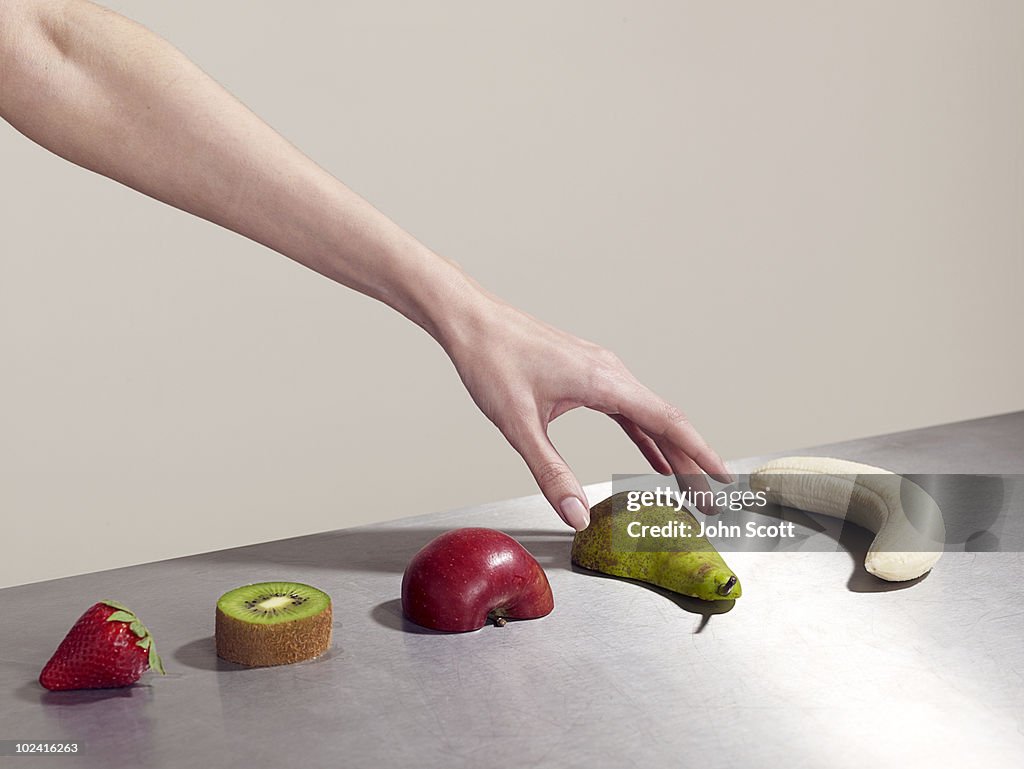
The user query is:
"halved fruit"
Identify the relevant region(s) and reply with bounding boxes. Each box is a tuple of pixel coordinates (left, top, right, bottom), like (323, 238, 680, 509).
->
(215, 581, 332, 666)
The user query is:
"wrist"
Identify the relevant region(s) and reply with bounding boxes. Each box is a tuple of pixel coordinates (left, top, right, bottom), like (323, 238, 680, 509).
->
(386, 248, 499, 353)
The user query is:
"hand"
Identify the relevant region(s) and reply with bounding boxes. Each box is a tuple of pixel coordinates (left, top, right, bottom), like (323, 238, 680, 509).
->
(442, 295, 734, 530)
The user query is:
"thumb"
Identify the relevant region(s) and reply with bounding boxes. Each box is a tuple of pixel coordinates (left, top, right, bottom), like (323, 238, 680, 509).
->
(510, 427, 591, 531)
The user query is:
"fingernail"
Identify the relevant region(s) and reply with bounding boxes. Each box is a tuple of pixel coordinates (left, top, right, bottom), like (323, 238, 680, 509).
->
(560, 497, 590, 531)
(697, 500, 719, 517)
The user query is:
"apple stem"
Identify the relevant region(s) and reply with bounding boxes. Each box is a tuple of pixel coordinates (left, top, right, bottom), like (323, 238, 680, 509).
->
(489, 613, 508, 627)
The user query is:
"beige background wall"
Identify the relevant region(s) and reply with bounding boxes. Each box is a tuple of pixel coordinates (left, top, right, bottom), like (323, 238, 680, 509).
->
(2, 0, 1021, 589)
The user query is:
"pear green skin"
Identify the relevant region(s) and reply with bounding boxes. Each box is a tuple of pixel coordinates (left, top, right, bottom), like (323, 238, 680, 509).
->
(572, 493, 742, 601)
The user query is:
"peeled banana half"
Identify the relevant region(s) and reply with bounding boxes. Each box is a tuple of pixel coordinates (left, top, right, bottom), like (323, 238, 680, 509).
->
(749, 457, 945, 581)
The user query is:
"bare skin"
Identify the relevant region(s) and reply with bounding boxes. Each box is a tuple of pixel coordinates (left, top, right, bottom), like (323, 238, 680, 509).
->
(0, 0, 732, 529)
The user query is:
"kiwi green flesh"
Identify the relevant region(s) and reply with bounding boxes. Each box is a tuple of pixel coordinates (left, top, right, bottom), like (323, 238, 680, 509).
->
(217, 581, 330, 625)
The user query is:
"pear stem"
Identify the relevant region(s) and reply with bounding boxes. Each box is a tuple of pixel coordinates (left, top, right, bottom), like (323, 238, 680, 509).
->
(717, 576, 738, 597)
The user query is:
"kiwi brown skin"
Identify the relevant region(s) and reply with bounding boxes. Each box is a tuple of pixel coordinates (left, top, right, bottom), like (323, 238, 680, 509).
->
(215, 590, 332, 667)
(215, 606, 331, 666)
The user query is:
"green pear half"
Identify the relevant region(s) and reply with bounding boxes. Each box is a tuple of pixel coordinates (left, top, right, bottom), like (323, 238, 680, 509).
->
(572, 492, 742, 601)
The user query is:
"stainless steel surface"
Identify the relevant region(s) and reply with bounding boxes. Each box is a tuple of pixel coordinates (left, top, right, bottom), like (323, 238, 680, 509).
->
(2, 413, 1023, 768)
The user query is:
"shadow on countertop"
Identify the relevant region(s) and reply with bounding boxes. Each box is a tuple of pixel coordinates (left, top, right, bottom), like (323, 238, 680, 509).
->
(568, 563, 737, 631)
(369, 570, 735, 637)
(189, 510, 935, 598)
(836, 522, 931, 593)
(371, 598, 468, 635)
(174, 636, 247, 672)
(173, 629, 346, 672)
(13, 677, 155, 706)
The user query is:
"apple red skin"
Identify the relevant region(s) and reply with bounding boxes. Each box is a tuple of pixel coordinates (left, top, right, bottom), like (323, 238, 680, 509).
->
(402, 528, 555, 632)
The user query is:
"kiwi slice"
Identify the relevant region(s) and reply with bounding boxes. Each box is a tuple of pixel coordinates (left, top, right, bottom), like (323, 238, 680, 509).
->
(215, 581, 332, 667)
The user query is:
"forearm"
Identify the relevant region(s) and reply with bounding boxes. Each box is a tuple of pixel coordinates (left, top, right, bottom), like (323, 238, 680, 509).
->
(0, 0, 484, 343)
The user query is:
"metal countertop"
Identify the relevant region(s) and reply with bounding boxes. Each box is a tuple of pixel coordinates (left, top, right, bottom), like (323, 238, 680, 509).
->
(2, 412, 1022, 768)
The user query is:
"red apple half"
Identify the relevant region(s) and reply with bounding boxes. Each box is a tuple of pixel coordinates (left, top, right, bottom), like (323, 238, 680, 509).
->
(401, 528, 555, 632)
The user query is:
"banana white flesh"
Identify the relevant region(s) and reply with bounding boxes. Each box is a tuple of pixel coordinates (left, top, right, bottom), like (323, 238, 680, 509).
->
(749, 457, 945, 581)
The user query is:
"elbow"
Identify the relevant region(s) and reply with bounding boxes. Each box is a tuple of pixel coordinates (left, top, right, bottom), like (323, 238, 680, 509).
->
(2, 0, 73, 20)
(0, 2, 42, 60)
(0, 1, 74, 96)
(1, 1, 48, 30)
(0, 3, 30, 98)
(0, 1, 75, 54)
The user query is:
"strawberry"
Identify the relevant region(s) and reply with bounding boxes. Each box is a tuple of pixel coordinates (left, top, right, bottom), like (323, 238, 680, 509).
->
(39, 600, 166, 691)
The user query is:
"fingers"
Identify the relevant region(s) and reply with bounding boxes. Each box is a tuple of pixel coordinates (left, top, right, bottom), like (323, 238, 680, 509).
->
(609, 410, 719, 514)
(507, 425, 591, 531)
(650, 434, 720, 516)
(609, 414, 672, 475)
(608, 383, 733, 485)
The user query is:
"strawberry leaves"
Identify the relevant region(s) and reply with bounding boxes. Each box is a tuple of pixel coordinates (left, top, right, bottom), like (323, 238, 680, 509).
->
(101, 599, 166, 676)
(148, 644, 166, 675)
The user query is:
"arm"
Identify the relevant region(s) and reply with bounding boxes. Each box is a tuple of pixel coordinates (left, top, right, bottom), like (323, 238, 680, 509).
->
(0, 0, 459, 335)
(0, 0, 732, 528)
